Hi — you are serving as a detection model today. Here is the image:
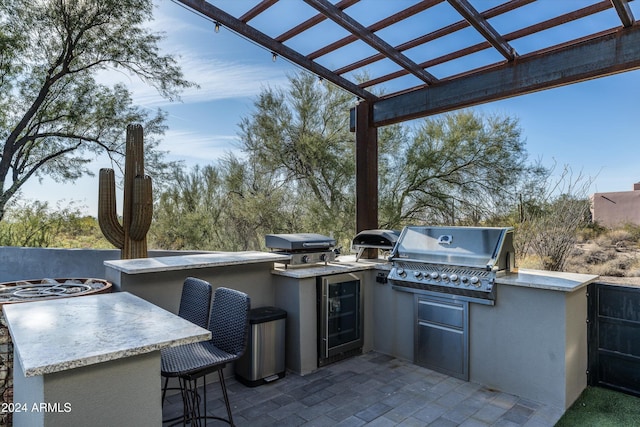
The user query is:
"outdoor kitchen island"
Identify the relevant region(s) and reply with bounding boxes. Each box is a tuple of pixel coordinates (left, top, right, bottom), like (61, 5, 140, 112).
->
(3, 292, 211, 427)
(103, 247, 597, 412)
(273, 258, 597, 411)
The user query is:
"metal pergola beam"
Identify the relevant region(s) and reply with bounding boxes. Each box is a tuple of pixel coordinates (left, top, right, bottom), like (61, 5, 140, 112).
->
(372, 25, 640, 126)
(175, 0, 377, 102)
(307, 0, 444, 60)
(446, 0, 517, 61)
(303, 0, 438, 85)
(361, 1, 610, 93)
(610, 0, 635, 27)
(275, 0, 359, 42)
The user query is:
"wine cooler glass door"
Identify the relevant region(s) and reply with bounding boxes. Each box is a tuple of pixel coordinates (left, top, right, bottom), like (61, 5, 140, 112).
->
(319, 273, 363, 364)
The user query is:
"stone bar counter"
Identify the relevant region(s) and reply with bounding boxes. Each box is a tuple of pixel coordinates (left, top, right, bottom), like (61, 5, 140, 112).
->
(104, 251, 290, 313)
(3, 292, 210, 427)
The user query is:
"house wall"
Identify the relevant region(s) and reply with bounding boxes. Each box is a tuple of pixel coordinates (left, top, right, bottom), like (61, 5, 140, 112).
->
(591, 184, 640, 228)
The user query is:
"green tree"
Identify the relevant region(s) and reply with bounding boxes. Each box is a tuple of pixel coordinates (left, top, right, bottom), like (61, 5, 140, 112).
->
(0, 0, 191, 221)
(151, 164, 228, 250)
(238, 73, 356, 246)
(152, 73, 545, 253)
(0, 199, 109, 248)
(151, 156, 302, 251)
(379, 110, 542, 228)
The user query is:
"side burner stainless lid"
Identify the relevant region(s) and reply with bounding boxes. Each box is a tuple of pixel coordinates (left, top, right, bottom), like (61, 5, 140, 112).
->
(265, 233, 336, 251)
(391, 226, 514, 270)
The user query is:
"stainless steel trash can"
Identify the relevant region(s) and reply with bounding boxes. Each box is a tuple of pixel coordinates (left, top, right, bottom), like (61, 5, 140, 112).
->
(235, 306, 287, 387)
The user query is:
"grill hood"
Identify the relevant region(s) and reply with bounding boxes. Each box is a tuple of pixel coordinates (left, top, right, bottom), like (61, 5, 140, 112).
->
(390, 226, 515, 272)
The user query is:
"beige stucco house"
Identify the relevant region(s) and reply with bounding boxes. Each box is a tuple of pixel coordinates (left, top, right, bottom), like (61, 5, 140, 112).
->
(591, 183, 640, 228)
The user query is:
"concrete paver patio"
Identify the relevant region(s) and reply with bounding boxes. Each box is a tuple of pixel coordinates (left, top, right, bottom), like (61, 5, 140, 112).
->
(162, 351, 565, 426)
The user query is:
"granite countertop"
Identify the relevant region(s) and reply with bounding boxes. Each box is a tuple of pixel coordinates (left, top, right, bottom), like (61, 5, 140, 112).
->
(273, 256, 598, 292)
(3, 292, 211, 377)
(104, 251, 290, 275)
(496, 268, 599, 292)
(271, 255, 388, 278)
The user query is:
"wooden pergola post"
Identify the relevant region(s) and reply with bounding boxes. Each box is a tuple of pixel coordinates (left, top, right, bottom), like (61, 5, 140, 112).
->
(355, 100, 378, 258)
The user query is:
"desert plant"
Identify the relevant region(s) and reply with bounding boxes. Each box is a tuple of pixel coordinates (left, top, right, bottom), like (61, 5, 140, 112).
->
(516, 165, 593, 271)
(98, 124, 153, 259)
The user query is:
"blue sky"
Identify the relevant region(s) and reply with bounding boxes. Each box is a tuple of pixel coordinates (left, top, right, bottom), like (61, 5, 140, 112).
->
(19, 0, 640, 215)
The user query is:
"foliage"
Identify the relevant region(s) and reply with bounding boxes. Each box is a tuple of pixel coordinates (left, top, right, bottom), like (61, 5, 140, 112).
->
(379, 110, 543, 228)
(237, 73, 356, 247)
(150, 156, 302, 251)
(515, 165, 593, 271)
(0, 0, 191, 221)
(153, 72, 545, 252)
(0, 199, 110, 248)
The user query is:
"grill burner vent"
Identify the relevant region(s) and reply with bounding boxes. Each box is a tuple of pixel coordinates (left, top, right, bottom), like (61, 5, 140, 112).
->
(388, 226, 516, 305)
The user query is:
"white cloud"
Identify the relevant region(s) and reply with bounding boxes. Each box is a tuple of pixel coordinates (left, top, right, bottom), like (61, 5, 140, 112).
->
(159, 129, 241, 165)
(93, 0, 293, 108)
(96, 52, 289, 108)
(136, 55, 288, 107)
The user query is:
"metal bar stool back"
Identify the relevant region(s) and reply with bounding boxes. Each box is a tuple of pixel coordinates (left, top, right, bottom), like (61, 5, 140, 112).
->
(161, 287, 250, 426)
(161, 278, 212, 415)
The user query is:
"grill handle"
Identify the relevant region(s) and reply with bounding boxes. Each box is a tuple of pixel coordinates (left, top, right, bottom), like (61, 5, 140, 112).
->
(302, 242, 332, 248)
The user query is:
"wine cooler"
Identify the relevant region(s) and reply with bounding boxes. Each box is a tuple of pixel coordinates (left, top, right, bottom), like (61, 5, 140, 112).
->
(317, 272, 364, 367)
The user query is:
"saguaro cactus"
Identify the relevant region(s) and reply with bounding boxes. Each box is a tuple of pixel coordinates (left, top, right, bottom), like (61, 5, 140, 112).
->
(98, 124, 153, 259)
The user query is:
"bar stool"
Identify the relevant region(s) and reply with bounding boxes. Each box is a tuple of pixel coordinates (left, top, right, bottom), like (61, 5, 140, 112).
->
(161, 287, 250, 426)
(161, 278, 212, 413)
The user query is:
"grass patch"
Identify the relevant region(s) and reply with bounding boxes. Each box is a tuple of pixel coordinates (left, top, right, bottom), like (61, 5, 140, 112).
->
(556, 387, 640, 426)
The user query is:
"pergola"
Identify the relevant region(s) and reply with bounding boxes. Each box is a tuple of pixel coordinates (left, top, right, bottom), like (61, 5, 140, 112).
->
(174, 0, 640, 232)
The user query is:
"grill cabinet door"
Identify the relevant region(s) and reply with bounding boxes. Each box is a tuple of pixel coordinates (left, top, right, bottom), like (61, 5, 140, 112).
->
(415, 295, 469, 380)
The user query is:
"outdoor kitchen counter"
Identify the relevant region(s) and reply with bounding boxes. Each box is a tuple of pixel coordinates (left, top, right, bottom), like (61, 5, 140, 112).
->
(104, 251, 290, 313)
(496, 268, 598, 291)
(271, 255, 387, 278)
(104, 250, 289, 274)
(4, 292, 211, 426)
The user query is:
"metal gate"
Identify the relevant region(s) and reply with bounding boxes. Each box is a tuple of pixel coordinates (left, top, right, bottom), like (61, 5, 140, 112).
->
(587, 282, 640, 396)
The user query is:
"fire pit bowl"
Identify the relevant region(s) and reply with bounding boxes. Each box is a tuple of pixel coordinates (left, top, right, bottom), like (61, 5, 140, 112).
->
(0, 278, 112, 426)
(0, 278, 111, 304)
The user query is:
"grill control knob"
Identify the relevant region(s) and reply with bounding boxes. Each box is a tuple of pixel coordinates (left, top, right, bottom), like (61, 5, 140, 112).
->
(470, 276, 480, 287)
(441, 274, 448, 281)
(397, 268, 406, 278)
(320, 253, 327, 262)
(302, 255, 309, 263)
(450, 274, 459, 284)
(430, 272, 439, 280)
(461, 276, 469, 284)
(414, 271, 423, 280)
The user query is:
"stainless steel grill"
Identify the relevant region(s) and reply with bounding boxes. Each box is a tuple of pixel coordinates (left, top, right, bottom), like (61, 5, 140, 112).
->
(388, 226, 516, 305)
(265, 233, 336, 266)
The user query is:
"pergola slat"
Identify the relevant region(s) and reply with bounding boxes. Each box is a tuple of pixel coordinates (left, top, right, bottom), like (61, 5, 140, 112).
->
(372, 25, 640, 126)
(361, 1, 612, 92)
(336, 0, 533, 79)
(610, 0, 635, 27)
(176, 0, 377, 102)
(275, 0, 359, 43)
(446, 0, 517, 61)
(307, 0, 444, 60)
(303, 0, 438, 85)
